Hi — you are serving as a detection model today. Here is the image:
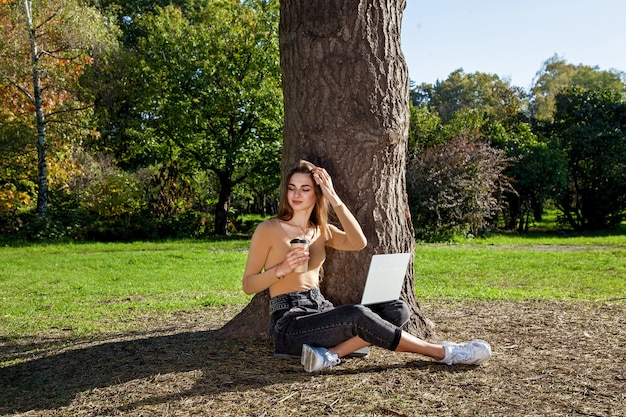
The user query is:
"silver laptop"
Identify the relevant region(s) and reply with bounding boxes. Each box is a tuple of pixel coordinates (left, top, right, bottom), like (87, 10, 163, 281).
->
(360, 253, 411, 305)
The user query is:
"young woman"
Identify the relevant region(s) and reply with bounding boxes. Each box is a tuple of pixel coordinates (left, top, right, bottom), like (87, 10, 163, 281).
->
(242, 160, 491, 372)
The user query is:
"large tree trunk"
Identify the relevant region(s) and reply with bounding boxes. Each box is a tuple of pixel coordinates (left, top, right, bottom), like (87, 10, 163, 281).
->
(217, 0, 433, 340)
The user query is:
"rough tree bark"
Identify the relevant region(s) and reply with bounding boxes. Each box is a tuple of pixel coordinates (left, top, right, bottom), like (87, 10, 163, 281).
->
(217, 0, 432, 340)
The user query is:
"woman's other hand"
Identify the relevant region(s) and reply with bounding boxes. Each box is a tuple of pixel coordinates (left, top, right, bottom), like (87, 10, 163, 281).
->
(275, 246, 310, 276)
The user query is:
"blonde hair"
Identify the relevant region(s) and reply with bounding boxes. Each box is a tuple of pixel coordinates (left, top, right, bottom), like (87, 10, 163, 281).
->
(277, 160, 329, 235)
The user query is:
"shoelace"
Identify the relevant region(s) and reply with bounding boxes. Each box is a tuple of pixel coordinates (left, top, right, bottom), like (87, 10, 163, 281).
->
(450, 344, 471, 362)
(324, 351, 340, 370)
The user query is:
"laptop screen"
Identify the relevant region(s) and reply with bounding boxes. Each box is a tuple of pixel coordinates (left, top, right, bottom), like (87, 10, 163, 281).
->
(360, 253, 411, 305)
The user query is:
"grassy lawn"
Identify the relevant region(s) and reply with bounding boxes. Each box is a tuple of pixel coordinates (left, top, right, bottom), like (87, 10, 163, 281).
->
(1, 227, 625, 417)
(0, 239, 252, 338)
(1, 227, 624, 340)
(414, 245, 625, 300)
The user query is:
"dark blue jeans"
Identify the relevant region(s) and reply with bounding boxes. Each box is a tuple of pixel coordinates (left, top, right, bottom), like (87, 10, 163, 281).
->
(269, 288, 410, 356)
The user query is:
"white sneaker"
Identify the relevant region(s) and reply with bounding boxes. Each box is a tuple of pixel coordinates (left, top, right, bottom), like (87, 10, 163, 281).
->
(439, 339, 491, 365)
(301, 344, 341, 372)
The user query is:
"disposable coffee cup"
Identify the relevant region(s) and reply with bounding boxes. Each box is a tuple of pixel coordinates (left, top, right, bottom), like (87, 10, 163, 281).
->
(290, 238, 310, 273)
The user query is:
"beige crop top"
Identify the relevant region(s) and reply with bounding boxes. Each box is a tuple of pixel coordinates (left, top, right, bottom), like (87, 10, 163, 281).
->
(242, 204, 367, 297)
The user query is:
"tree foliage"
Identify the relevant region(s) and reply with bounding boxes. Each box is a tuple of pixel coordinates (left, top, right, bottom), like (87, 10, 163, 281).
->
(549, 87, 626, 230)
(417, 69, 526, 125)
(408, 104, 442, 151)
(0, 84, 34, 217)
(531, 54, 626, 121)
(408, 70, 524, 237)
(490, 122, 568, 231)
(408, 61, 626, 237)
(89, 0, 283, 235)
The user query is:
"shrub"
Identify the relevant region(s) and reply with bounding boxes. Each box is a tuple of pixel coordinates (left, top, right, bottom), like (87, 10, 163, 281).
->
(81, 171, 145, 218)
(407, 137, 511, 241)
(0, 184, 32, 217)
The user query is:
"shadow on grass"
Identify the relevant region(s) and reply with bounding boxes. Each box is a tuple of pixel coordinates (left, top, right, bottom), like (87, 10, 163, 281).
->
(0, 331, 280, 414)
(0, 331, 462, 414)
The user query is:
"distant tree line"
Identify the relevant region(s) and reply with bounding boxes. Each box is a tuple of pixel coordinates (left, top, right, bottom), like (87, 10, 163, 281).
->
(1, 0, 625, 242)
(408, 58, 626, 239)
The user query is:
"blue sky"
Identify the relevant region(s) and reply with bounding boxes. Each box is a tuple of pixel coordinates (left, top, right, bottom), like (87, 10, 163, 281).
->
(401, 0, 626, 89)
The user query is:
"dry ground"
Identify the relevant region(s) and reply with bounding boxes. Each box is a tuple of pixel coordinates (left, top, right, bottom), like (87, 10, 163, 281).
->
(1, 300, 625, 417)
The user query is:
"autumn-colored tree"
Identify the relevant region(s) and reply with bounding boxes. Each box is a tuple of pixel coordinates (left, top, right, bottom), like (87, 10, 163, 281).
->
(0, 0, 118, 217)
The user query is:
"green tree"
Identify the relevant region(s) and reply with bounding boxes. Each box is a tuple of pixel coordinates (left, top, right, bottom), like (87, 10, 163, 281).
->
(409, 80, 432, 107)
(549, 87, 626, 230)
(0, 0, 118, 217)
(490, 122, 567, 231)
(408, 69, 527, 148)
(90, 0, 282, 235)
(428, 69, 525, 125)
(531, 54, 626, 121)
(408, 104, 442, 151)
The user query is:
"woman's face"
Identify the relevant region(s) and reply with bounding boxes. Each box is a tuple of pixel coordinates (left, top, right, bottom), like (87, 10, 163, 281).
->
(287, 172, 317, 212)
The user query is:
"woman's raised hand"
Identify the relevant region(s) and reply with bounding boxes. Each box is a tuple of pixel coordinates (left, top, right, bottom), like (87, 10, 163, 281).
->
(311, 167, 340, 206)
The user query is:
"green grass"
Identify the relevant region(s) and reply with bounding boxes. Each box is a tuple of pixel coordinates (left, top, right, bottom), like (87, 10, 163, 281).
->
(414, 245, 625, 300)
(416, 221, 626, 299)
(0, 239, 252, 337)
(472, 224, 626, 246)
(1, 231, 624, 340)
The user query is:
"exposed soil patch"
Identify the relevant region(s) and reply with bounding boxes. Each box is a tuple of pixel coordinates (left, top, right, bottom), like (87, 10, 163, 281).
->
(1, 300, 624, 417)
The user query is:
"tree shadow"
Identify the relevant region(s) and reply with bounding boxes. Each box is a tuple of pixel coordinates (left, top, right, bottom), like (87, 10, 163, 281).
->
(0, 330, 304, 414)
(0, 330, 474, 414)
